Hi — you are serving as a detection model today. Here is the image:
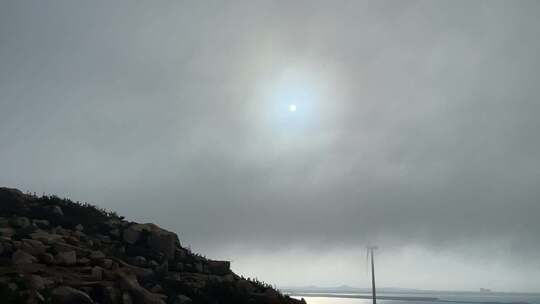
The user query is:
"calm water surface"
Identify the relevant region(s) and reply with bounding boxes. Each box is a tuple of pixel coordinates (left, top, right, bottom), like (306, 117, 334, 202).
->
(291, 293, 540, 304)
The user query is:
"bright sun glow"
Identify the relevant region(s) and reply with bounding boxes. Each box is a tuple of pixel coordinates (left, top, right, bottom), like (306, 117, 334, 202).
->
(258, 66, 335, 131)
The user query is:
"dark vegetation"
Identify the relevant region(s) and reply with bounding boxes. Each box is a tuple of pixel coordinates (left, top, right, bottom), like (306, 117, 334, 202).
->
(0, 188, 121, 235)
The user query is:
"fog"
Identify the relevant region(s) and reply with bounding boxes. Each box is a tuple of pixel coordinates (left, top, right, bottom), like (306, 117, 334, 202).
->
(1, 0, 539, 292)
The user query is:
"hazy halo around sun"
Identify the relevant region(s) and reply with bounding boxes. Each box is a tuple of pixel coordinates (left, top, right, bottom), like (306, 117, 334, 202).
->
(257, 65, 333, 130)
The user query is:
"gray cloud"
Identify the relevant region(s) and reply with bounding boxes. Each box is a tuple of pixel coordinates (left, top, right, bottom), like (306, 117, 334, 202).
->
(1, 0, 539, 291)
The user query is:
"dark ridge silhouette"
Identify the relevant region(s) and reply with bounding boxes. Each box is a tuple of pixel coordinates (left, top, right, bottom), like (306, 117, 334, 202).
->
(0, 187, 305, 304)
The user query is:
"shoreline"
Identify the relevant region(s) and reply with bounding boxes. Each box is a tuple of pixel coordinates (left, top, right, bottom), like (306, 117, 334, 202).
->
(286, 293, 531, 304)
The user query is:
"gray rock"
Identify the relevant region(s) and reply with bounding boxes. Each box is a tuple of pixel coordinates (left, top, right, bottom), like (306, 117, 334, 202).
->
(0, 187, 27, 204)
(236, 280, 254, 292)
(9, 217, 30, 228)
(103, 286, 122, 304)
(56, 250, 76, 266)
(7, 282, 18, 292)
(0, 217, 9, 227)
(29, 231, 63, 244)
(75, 224, 84, 231)
(118, 271, 165, 304)
(55, 226, 69, 236)
(24, 289, 45, 304)
(150, 284, 164, 293)
(80, 287, 94, 297)
(51, 286, 93, 304)
(102, 258, 113, 269)
(12, 249, 36, 264)
(147, 229, 178, 259)
(155, 260, 168, 279)
(110, 229, 121, 238)
(122, 225, 143, 244)
(51, 205, 64, 216)
(104, 218, 120, 227)
(74, 230, 86, 239)
(32, 219, 50, 228)
(89, 250, 105, 260)
(175, 263, 184, 272)
(0, 227, 16, 237)
(38, 252, 55, 264)
(131, 256, 146, 267)
(20, 239, 47, 255)
(64, 236, 79, 245)
(2, 242, 13, 255)
(175, 248, 187, 260)
(207, 260, 230, 275)
(222, 274, 235, 283)
(122, 292, 133, 304)
(123, 223, 179, 258)
(24, 274, 45, 290)
(53, 242, 78, 254)
(96, 234, 111, 243)
(91, 266, 103, 280)
(174, 295, 193, 304)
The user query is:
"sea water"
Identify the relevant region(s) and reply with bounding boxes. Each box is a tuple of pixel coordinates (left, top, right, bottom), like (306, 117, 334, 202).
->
(291, 292, 540, 304)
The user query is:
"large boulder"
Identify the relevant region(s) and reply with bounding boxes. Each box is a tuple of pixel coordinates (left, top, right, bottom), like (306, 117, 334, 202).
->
(174, 295, 193, 304)
(24, 289, 45, 304)
(32, 219, 50, 228)
(51, 286, 94, 304)
(91, 266, 104, 280)
(9, 217, 30, 228)
(123, 223, 179, 259)
(56, 251, 76, 266)
(0, 187, 28, 211)
(38, 253, 54, 264)
(29, 231, 63, 244)
(20, 239, 47, 256)
(122, 292, 133, 304)
(51, 205, 64, 216)
(147, 229, 177, 259)
(117, 271, 165, 304)
(122, 224, 144, 244)
(0, 227, 16, 237)
(12, 249, 36, 265)
(89, 250, 105, 260)
(102, 286, 122, 304)
(0, 217, 9, 227)
(24, 274, 45, 290)
(207, 260, 230, 275)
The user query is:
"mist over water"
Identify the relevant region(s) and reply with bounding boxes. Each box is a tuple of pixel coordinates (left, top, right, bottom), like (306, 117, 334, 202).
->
(293, 292, 540, 304)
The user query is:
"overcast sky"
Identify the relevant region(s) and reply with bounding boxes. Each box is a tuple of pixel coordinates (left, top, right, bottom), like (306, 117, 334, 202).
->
(1, 0, 539, 292)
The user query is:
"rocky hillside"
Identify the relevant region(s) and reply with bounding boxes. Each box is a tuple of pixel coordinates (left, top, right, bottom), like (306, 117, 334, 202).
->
(0, 187, 305, 304)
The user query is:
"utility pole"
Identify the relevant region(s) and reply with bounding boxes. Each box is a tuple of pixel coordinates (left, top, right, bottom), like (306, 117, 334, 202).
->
(367, 246, 378, 304)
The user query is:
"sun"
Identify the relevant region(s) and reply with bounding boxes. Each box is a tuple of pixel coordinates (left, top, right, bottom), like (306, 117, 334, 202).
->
(289, 104, 297, 112)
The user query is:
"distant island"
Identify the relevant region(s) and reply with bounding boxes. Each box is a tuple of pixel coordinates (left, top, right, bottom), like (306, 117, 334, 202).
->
(0, 187, 304, 304)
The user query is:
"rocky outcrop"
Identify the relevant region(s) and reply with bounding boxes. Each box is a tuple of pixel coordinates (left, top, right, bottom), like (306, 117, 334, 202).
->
(123, 223, 179, 259)
(51, 286, 94, 304)
(12, 250, 37, 265)
(0, 187, 305, 304)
